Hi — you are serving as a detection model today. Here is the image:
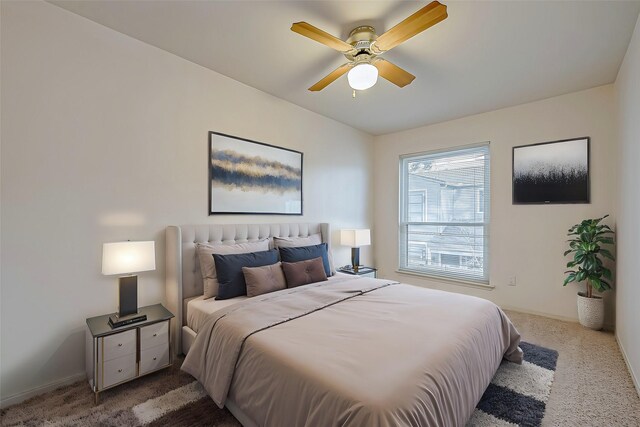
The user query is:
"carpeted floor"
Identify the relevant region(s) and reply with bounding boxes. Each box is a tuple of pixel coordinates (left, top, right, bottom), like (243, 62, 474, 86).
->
(504, 310, 640, 426)
(1, 311, 639, 426)
(0, 342, 556, 427)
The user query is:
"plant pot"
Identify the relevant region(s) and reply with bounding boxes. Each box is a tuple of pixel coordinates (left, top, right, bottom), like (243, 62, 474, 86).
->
(577, 292, 604, 330)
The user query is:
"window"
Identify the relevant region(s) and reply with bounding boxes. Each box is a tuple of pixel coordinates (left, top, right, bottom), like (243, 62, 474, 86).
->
(399, 144, 490, 285)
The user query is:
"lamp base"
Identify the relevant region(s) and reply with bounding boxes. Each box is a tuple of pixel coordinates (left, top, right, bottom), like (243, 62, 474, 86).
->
(108, 312, 147, 328)
(118, 275, 138, 317)
(351, 247, 361, 272)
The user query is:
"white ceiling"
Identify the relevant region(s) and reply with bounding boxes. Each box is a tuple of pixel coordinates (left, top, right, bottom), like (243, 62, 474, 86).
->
(50, 1, 640, 136)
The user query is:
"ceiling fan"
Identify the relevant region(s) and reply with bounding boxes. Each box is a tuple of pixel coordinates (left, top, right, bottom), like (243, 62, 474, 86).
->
(291, 1, 448, 93)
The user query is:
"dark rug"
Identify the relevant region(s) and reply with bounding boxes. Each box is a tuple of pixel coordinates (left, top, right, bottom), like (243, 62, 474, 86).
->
(469, 342, 559, 426)
(1, 342, 557, 427)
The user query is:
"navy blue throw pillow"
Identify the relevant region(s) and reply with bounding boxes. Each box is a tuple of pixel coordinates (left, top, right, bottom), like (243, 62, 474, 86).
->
(278, 243, 331, 277)
(214, 249, 280, 300)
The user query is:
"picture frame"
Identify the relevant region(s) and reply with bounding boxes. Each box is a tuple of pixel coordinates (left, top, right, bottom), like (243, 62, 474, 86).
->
(512, 137, 590, 205)
(208, 132, 303, 215)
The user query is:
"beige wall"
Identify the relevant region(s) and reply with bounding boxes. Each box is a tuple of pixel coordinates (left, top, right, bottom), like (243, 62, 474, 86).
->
(373, 85, 617, 323)
(1, 0, 636, 408)
(0, 1, 373, 404)
(615, 14, 640, 394)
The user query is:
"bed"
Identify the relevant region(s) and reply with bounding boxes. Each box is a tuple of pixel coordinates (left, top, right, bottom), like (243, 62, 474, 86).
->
(166, 223, 522, 427)
(165, 223, 334, 355)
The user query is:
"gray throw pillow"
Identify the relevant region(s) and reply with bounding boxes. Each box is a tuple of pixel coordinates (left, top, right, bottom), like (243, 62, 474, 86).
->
(281, 257, 328, 288)
(242, 262, 287, 297)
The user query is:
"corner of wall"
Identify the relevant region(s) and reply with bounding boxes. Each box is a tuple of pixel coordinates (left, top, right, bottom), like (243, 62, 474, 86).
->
(613, 11, 640, 400)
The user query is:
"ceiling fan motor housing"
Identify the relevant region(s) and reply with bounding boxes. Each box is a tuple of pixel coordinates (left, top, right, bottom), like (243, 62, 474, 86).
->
(345, 26, 378, 61)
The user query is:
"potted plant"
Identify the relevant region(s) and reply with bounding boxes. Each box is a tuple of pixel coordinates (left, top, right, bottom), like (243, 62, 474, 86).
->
(563, 215, 615, 330)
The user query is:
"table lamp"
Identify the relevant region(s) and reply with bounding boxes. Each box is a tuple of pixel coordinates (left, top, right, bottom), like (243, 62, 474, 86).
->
(102, 241, 155, 327)
(340, 229, 371, 272)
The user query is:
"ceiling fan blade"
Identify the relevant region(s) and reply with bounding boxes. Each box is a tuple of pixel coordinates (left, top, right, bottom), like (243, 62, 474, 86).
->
(374, 59, 415, 88)
(291, 22, 354, 53)
(308, 63, 351, 91)
(374, 1, 447, 53)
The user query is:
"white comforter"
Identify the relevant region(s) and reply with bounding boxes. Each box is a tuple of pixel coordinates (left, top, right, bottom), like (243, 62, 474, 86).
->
(183, 276, 522, 426)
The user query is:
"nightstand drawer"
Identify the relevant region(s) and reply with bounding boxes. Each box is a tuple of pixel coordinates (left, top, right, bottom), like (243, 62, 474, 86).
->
(102, 353, 136, 388)
(103, 329, 136, 362)
(139, 344, 169, 375)
(140, 321, 168, 351)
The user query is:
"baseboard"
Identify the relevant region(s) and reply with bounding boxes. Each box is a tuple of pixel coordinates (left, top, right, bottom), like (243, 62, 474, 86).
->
(499, 305, 579, 323)
(0, 371, 86, 409)
(616, 335, 640, 398)
(499, 305, 615, 331)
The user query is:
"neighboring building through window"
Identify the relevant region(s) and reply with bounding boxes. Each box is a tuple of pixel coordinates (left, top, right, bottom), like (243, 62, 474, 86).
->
(476, 189, 484, 214)
(399, 144, 490, 285)
(407, 190, 427, 222)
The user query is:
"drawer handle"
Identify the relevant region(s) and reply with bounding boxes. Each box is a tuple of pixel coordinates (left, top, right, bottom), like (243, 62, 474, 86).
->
(118, 343, 123, 347)
(153, 357, 157, 361)
(153, 333, 157, 337)
(118, 369, 122, 373)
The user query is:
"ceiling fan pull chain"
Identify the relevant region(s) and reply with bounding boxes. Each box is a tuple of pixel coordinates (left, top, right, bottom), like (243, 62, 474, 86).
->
(352, 90, 356, 99)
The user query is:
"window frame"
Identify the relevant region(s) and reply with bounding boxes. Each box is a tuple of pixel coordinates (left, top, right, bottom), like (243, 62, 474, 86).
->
(398, 142, 491, 287)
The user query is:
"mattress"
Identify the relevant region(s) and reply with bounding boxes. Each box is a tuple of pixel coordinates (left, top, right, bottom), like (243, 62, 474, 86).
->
(186, 272, 356, 333)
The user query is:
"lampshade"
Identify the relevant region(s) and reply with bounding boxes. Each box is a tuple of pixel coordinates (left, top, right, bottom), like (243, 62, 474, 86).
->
(347, 63, 378, 90)
(340, 229, 371, 248)
(102, 241, 156, 275)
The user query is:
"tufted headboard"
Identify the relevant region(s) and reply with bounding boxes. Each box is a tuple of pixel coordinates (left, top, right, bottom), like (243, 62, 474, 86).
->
(165, 223, 331, 354)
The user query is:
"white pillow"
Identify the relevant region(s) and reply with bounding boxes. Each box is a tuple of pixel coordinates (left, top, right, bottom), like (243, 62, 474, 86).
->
(273, 233, 335, 275)
(274, 233, 322, 248)
(196, 239, 270, 299)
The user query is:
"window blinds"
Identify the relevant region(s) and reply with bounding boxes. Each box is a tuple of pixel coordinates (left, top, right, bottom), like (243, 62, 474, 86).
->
(399, 144, 490, 284)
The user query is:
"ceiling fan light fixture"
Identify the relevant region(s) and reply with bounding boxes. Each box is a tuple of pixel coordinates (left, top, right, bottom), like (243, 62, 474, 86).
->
(347, 63, 378, 91)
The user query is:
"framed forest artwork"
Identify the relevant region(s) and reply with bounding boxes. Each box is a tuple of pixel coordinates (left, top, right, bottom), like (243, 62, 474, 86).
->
(512, 137, 590, 204)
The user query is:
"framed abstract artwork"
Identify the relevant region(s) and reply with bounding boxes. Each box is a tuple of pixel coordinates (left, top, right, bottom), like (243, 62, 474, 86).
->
(512, 137, 590, 204)
(208, 132, 303, 215)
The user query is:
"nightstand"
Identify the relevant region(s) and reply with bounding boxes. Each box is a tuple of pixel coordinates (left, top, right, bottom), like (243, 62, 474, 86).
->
(85, 304, 174, 404)
(337, 266, 377, 278)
